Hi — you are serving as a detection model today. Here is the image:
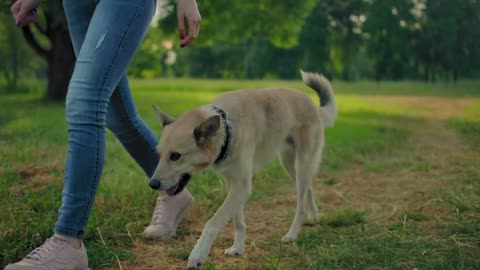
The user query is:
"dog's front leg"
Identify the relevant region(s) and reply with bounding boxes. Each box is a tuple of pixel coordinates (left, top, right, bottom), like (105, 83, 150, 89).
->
(187, 180, 250, 269)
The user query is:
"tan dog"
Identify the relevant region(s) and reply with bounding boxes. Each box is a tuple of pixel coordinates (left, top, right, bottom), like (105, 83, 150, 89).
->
(149, 71, 337, 268)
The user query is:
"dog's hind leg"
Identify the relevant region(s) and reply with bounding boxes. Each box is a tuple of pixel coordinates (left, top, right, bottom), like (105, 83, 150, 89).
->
(282, 159, 310, 242)
(282, 128, 322, 242)
(282, 140, 319, 225)
(305, 141, 323, 224)
(305, 186, 320, 224)
(280, 139, 296, 180)
(224, 205, 246, 256)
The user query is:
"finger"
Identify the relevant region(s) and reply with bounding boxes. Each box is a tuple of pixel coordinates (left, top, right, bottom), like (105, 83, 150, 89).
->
(188, 19, 199, 39)
(16, 7, 30, 26)
(191, 16, 201, 38)
(180, 27, 195, 47)
(194, 21, 200, 38)
(10, 1, 19, 14)
(177, 14, 186, 40)
(181, 18, 199, 47)
(10, 1, 22, 25)
(180, 34, 194, 48)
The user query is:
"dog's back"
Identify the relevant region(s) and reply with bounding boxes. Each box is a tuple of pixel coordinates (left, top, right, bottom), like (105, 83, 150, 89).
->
(211, 72, 337, 171)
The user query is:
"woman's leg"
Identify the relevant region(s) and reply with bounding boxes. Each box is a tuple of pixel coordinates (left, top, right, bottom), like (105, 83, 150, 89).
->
(55, 0, 156, 238)
(7, 1, 157, 269)
(105, 75, 159, 176)
(60, 0, 191, 242)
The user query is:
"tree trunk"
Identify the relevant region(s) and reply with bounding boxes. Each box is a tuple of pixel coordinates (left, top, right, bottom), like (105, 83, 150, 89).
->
(342, 39, 353, 81)
(342, 47, 351, 81)
(243, 40, 251, 79)
(46, 27, 75, 100)
(20, 2, 75, 101)
(424, 65, 429, 82)
(4, 22, 20, 92)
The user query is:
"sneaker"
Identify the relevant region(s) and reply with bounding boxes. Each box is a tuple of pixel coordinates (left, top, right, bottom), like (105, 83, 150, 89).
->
(5, 234, 88, 270)
(144, 189, 194, 239)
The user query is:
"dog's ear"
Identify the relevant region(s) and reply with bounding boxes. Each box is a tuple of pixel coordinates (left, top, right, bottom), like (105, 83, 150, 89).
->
(193, 115, 221, 146)
(152, 104, 175, 127)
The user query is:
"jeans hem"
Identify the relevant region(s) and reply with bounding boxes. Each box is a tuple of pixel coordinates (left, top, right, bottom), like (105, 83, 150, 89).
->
(55, 226, 84, 239)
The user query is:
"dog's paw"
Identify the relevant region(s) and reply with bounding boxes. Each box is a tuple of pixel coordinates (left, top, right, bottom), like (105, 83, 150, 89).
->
(224, 246, 243, 257)
(187, 249, 208, 269)
(187, 263, 201, 270)
(307, 208, 320, 224)
(281, 233, 298, 243)
(305, 212, 320, 225)
(187, 258, 203, 269)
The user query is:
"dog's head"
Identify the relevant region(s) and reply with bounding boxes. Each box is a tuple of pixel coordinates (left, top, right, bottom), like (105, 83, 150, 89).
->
(149, 104, 221, 195)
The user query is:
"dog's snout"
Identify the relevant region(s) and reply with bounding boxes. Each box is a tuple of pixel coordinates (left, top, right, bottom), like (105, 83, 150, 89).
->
(149, 179, 161, 190)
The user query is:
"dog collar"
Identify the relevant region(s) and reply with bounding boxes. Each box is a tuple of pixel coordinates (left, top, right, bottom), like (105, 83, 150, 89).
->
(210, 105, 233, 165)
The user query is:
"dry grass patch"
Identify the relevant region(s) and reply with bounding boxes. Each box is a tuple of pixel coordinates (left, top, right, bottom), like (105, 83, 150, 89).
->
(8, 162, 63, 195)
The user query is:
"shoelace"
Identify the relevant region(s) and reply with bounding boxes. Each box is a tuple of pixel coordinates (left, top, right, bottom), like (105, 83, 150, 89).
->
(25, 237, 65, 262)
(152, 196, 173, 224)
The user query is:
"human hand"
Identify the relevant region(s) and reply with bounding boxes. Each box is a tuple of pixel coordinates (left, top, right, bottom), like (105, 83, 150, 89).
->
(177, 0, 201, 48)
(10, 0, 41, 27)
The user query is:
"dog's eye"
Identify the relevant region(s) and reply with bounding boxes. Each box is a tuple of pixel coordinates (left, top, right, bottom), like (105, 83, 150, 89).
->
(170, 152, 181, 161)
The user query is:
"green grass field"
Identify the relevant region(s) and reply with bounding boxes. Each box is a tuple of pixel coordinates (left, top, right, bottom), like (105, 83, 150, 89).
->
(1, 79, 479, 269)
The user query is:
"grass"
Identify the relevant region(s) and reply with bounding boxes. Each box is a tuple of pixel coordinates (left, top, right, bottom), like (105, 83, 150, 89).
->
(323, 178, 338, 186)
(295, 224, 466, 269)
(1, 78, 480, 269)
(320, 208, 366, 227)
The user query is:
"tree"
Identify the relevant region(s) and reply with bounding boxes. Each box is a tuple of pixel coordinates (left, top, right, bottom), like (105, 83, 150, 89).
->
(0, 17, 22, 91)
(158, 0, 318, 78)
(18, 1, 75, 100)
(160, 0, 317, 47)
(325, 0, 367, 81)
(364, 0, 417, 80)
(297, 0, 332, 78)
(0, 0, 74, 99)
(415, 0, 480, 81)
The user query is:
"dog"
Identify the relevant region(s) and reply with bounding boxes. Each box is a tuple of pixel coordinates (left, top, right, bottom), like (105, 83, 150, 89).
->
(149, 71, 337, 268)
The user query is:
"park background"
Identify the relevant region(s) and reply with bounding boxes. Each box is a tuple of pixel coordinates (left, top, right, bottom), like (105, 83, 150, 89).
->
(1, 0, 479, 269)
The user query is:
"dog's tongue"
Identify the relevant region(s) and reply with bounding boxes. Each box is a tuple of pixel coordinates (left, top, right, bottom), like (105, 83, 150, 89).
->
(166, 183, 179, 196)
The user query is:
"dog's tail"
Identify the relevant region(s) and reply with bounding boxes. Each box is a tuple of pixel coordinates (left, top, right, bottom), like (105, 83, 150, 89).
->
(300, 70, 337, 127)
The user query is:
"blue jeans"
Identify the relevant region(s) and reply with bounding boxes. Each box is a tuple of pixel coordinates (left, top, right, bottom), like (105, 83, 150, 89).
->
(55, 0, 159, 238)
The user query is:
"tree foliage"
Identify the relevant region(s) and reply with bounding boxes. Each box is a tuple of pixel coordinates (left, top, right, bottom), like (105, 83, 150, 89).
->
(364, 0, 417, 80)
(160, 0, 317, 48)
(416, 0, 480, 81)
(1, 0, 480, 99)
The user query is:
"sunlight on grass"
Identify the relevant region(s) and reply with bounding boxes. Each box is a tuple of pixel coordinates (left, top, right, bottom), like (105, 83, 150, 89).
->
(1, 79, 480, 268)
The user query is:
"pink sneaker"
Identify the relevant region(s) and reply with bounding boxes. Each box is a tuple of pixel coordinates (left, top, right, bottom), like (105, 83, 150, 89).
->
(144, 189, 194, 239)
(5, 234, 88, 270)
